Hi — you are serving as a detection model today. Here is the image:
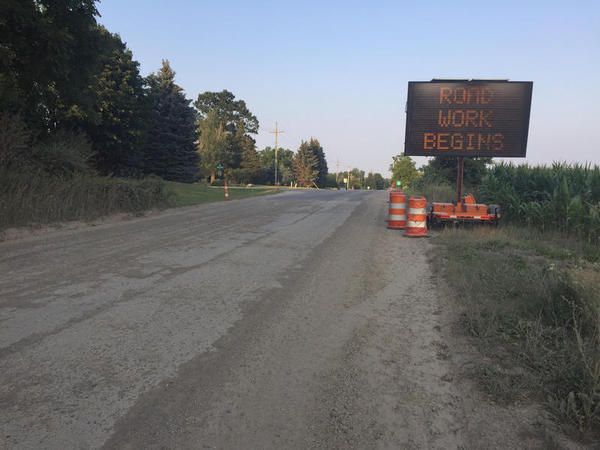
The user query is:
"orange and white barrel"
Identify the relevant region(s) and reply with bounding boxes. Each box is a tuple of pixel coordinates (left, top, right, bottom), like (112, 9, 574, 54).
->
(405, 196, 427, 237)
(387, 191, 406, 229)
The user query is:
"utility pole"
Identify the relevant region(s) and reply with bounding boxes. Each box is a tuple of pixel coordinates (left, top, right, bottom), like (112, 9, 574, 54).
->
(347, 166, 350, 190)
(335, 159, 340, 184)
(269, 122, 284, 187)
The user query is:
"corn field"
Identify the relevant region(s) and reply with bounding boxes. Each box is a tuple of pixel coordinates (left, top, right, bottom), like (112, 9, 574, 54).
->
(479, 162, 600, 242)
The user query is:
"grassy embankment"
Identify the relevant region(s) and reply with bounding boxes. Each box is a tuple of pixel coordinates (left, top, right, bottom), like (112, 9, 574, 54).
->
(0, 177, 277, 230)
(165, 182, 277, 207)
(0, 170, 169, 230)
(432, 226, 600, 435)
(424, 162, 600, 436)
(0, 113, 278, 231)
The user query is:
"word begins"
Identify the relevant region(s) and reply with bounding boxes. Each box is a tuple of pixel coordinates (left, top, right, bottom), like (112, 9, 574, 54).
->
(423, 132, 504, 151)
(439, 86, 494, 105)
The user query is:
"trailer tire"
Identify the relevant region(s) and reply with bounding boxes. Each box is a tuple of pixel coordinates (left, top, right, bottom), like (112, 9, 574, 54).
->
(487, 204, 501, 215)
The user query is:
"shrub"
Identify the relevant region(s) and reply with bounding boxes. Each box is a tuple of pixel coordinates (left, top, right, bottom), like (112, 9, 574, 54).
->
(0, 112, 32, 170)
(0, 169, 168, 229)
(32, 130, 95, 177)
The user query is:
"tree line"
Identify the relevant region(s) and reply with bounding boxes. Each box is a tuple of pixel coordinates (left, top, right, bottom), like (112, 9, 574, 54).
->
(0, 0, 339, 188)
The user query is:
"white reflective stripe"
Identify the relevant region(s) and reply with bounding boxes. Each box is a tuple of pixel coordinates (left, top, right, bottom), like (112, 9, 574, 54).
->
(450, 215, 457, 218)
(407, 220, 426, 228)
(408, 208, 426, 214)
(390, 203, 406, 208)
(389, 215, 407, 220)
(474, 216, 481, 219)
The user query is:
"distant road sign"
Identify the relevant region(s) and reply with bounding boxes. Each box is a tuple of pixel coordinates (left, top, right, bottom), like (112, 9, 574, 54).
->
(404, 80, 533, 157)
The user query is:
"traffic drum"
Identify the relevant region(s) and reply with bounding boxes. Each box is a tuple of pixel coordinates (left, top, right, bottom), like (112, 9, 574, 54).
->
(387, 191, 406, 229)
(405, 196, 427, 237)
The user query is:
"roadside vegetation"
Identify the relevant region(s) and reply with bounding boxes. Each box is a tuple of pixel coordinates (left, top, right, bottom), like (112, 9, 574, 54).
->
(480, 162, 600, 243)
(0, 113, 169, 230)
(417, 157, 600, 437)
(433, 226, 600, 436)
(2, 1, 392, 230)
(165, 182, 277, 207)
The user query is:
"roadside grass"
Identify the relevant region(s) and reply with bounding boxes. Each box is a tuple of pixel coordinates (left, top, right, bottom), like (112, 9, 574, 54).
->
(431, 224, 600, 436)
(165, 182, 278, 207)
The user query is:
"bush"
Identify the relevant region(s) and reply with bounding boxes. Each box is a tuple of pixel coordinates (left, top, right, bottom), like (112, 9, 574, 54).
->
(32, 130, 95, 177)
(0, 112, 169, 229)
(0, 112, 32, 170)
(0, 169, 168, 229)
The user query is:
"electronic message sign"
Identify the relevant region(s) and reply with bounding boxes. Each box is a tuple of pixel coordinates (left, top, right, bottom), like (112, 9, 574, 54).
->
(404, 80, 533, 157)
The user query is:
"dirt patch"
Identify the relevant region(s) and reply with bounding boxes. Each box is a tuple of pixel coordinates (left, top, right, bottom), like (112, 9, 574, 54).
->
(0, 210, 163, 243)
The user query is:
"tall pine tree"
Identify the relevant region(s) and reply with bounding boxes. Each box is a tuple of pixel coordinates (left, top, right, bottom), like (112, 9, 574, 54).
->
(293, 141, 319, 187)
(306, 138, 328, 188)
(144, 60, 198, 182)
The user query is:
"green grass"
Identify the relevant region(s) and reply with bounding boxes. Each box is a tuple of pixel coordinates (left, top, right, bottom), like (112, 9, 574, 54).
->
(431, 225, 600, 435)
(165, 182, 278, 207)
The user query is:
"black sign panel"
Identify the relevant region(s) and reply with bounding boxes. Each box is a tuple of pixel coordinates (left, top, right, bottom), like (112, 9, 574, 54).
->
(404, 80, 533, 157)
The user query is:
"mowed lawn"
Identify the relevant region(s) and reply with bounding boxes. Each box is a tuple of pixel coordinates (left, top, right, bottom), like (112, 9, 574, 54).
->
(165, 182, 279, 207)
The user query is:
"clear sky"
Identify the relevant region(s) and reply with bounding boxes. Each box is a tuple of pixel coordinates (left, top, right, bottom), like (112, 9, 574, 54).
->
(96, 0, 599, 176)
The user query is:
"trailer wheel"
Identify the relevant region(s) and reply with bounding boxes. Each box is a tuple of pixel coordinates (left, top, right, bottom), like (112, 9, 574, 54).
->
(487, 204, 501, 215)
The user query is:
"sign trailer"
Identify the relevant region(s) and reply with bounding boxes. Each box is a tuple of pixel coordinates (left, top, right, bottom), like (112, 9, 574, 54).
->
(404, 79, 533, 224)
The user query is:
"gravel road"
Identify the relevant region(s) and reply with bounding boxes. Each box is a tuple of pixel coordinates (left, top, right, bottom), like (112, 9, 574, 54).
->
(0, 190, 553, 449)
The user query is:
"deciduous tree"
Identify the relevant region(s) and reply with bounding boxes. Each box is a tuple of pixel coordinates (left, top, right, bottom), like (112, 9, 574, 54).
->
(259, 146, 294, 185)
(0, 0, 101, 131)
(389, 154, 420, 188)
(194, 90, 258, 172)
(197, 111, 230, 183)
(364, 172, 387, 190)
(194, 90, 258, 135)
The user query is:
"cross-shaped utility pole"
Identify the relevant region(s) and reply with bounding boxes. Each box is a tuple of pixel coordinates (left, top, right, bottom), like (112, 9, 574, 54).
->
(269, 122, 284, 186)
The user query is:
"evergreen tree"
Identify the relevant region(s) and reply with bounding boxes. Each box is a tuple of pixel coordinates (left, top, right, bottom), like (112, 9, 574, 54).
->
(144, 60, 198, 182)
(293, 141, 319, 187)
(305, 138, 328, 188)
(83, 27, 148, 175)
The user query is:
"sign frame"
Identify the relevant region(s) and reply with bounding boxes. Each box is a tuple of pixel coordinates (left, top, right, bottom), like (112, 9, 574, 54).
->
(404, 80, 533, 158)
